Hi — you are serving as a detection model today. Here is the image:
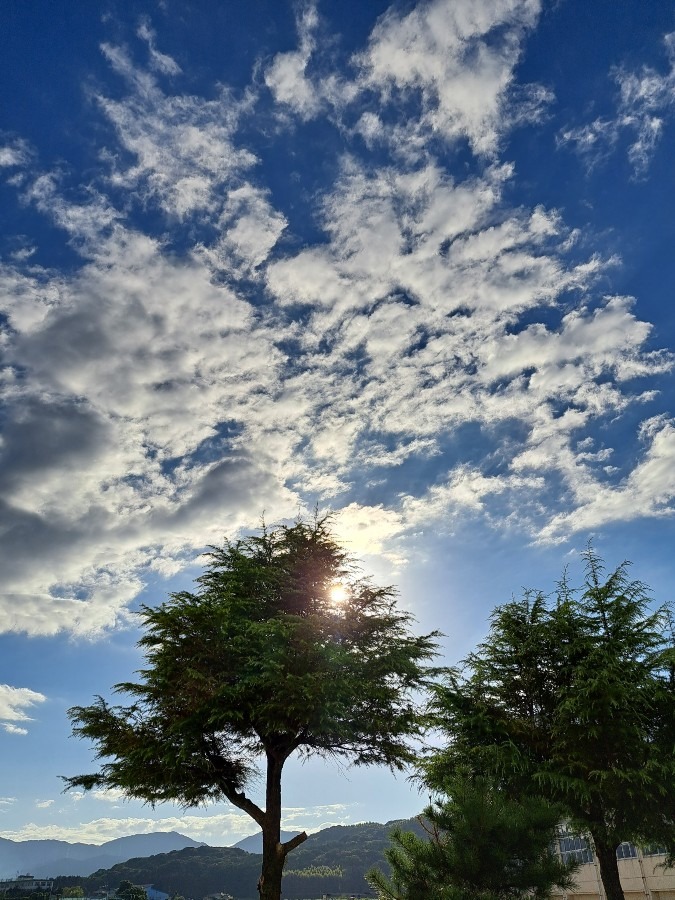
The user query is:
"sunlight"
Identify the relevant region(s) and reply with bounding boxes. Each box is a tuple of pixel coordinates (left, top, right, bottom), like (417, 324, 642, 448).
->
(329, 583, 348, 606)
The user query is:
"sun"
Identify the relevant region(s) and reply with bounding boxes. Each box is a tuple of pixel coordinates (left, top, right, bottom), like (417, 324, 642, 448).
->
(329, 583, 348, 605)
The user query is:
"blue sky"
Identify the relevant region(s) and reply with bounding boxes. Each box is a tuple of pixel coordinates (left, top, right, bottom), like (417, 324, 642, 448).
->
(1, 0, 675, 847)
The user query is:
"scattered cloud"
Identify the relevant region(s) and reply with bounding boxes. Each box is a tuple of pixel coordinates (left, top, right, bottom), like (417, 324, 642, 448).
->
(35, 800, 55, 809)
(3, 724, 28, 735)
(265, 4, 322, 120)
(137, 19, 182, 76)
(0, 685, 46, 734)
(0, 798, 17, 808)
(560, 31, 675, 174)
(332, 503, 406, 565)
(0, 139, 32, 169)
(282, 803, 352, 833)
(352, 0, 545, 156)
(96, 42, 256, 218)
(92, 788, 131, 804)
(538, 416, 675, 540)
(0, 0, 673, 639)
(0, 804, 358, 845)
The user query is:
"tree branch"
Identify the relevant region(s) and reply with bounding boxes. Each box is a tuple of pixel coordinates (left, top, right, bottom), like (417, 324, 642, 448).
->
(222, 786, 266, 827)
(282, 831, 308, 854)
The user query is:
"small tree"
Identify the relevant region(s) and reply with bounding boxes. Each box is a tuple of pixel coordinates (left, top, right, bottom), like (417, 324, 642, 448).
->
(427, 548, 675, 900)
(367, 774, 576, 900)
(115, 882, 147, 900)
(64, 518, 439, 900)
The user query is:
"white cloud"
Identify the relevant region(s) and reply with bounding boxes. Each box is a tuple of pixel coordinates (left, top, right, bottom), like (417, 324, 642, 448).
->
(3, 724, 29, 735)
(560, 31, 675, 174)
(0, 140, 31, 169)
(281, 803, 352, 833)
(265, 0, 548, 155)
(353, 0, 544, 156)
(0, 0, 673, 637)
(197, 184, 287, 275)
(0, 804, 358, 845)
(0, 205, 299, 635)
(92, 788, 131, 804)
(0, 814, 250, 845)
(332, 503, 406, 564)
(137, 20, 182, 76)
(538, 417, 675, 540)
(0, 685, 46, 733)
(0, 798, 17, 807)
(265, 4, 322, 120)
(96, 42, 256, 218)
(35, 800, 55, 809)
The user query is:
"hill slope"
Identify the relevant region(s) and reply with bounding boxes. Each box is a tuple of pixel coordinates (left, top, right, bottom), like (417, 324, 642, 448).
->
(69, 819, 425, 899)
(231, 831, 302, 855)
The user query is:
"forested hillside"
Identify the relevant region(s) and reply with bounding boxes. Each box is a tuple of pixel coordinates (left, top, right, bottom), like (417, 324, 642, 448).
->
(55, 819, 425, 899)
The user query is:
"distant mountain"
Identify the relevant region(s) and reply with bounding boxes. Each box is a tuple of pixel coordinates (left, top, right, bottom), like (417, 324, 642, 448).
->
(65, 818, 426, 899)
(76, 847, 262, 900)
(0, 832, 205, 878)
(231, 831, 302, 854)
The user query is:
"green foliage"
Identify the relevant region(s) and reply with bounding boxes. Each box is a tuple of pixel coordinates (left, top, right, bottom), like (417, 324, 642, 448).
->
(428, 548, 675, 900)
(116, 880, 147, 900)
(71, 847, 261, 900)
(283, 865, 344, 877)
(61, 888, 85, 898)
(65, 517, 439, 900)
(367, 775, 575, 900)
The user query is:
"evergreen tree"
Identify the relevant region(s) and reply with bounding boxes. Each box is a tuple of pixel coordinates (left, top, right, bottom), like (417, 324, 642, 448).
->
(115, 882, 147, 900)
(427, 548, 675, 900)
(367, 774, 576, 900)
(64, 517, 439, 900)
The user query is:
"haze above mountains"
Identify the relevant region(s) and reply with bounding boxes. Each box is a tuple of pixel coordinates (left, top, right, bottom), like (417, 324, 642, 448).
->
(0, 830, 315, 879)
(0, 833, 206, 879)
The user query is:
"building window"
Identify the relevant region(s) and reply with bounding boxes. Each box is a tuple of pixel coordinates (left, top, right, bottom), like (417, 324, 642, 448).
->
(559, 835, 594, 865)
(642, 845, 667, 857)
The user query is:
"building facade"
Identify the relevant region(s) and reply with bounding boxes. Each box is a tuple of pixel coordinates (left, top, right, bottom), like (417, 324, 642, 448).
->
(0, 876, 54, 894)
(552, 833, 675, 900)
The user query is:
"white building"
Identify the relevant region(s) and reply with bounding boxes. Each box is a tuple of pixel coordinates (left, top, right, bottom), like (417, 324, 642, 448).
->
(0, 876, 54, 894)
(552, 834, 675, 900)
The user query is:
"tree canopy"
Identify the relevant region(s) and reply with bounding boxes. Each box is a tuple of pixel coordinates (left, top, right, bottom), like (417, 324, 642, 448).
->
(426, 548, 675, 900)
(115, 882, 147, 900)
(65, 517, 439, 900)
(367, 774, 576, 900)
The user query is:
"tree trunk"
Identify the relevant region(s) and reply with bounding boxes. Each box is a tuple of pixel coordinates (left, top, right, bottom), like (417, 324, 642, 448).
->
(594, 838, 625, 900)
(258, 750, 285, 900)
(258, 828, 285, 900)
(257, 749, 307, 900)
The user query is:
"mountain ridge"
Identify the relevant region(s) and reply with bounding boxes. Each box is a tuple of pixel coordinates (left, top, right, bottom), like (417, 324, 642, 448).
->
(0, 832, 205, 879)
(231, 830, 302, 855)
(56, 818, 426, 899)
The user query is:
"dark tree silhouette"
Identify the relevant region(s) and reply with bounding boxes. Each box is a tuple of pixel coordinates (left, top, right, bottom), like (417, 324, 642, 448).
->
(368, 774, 576, 900)
(65, 517, 439, 900)
(427, 548, 675, 900)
